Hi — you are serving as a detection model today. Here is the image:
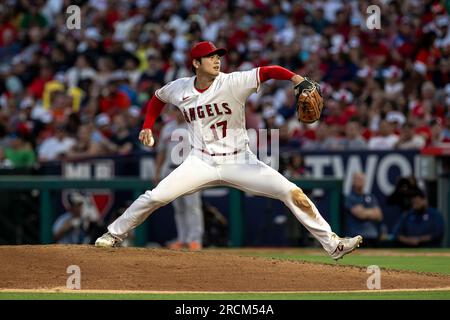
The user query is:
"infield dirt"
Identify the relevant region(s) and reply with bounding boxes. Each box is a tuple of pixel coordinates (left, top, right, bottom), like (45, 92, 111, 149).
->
(1, 245, 449, 292)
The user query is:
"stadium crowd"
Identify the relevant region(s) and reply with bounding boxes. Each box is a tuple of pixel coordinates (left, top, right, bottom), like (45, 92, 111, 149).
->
(0, 0, 450, 169)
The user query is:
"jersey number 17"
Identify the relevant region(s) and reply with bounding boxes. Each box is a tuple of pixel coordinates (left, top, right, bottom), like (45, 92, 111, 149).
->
(210, 120, 227, 140)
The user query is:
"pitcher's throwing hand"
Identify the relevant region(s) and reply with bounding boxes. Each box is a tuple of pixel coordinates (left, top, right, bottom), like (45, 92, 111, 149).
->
(139, 128, 154, 147)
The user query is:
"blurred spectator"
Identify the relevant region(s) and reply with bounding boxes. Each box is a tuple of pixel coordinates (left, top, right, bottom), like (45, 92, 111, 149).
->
(47, 90, 72, 124)
(395, 122, 426, 149)
(79, 27, 105, 67)
(99, 78, 131, 116)
(345, 172, 383, 247)
(444, 117, 450, 142)
(383, 66, 404, 101)
(368, 120, 399, 150)
(323, 50, 358, 87)
(3, 133, 36, 168)
(283, 153, 308, 180)
(66, 124, 102, 159)
(66, 55, 97, 89)
(9, 96, 40, 139)
(124, 55, 143, 88)
(0, 4, 20, 60)
(20, 2, 48, 29)
(323, 96, 352, 131)
(27, 63, 53, 99)
(127, 106, 144, 142)
(52, 193, 87, 244)
(262, 107, 285, 130)
(302, 122, 342, 150)
(110, 113, 135, 154)
(90, 116, 121, 155)
(308, 7, 330, 34)
(394, 189, 444, 247)
(0, 146, 13, 168)
(279, 122, 301, 148)
(164, 57, 190, 84)
(139, 52, 165, 86)
(95, 113, 113, 139)
(387, 176, 421, 213)
(361, 32, 389, 68)
(245, 102, 264, 132)
(342, 120, 366, 149)
(38, 124, 75, 162)
(95, 56, 115, 88)
(432, 117, 450, 145)
(202, 203, 228, 248)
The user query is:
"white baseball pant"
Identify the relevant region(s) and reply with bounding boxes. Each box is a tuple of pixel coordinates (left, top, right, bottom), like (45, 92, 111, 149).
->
(108, 148, 338, 254)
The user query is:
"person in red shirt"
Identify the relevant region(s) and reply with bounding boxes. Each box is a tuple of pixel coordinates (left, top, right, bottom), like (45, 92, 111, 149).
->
(249, 11, 274, 40)
(391, 17, 416, 68)
(27, 64, 53, 99)
(361, 32, 390, 68)
(98, 79, 131, 116)
(414, 32, 441, 80)
(0, 17, 18, 47)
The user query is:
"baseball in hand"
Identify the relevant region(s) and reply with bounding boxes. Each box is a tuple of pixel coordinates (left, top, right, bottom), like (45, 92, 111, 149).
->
(139, 129, 155, 147)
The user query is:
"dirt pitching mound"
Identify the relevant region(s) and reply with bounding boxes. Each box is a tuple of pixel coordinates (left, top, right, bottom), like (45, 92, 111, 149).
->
(1, 245, 449, 292)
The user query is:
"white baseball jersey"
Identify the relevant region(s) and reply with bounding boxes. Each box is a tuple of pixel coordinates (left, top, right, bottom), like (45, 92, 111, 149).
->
(155, 68, 261, 155)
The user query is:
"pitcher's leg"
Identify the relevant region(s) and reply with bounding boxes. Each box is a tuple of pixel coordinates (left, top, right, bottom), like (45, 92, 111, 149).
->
(219, 159, 337, 254)
(108, 188, 165, 238)
(108, 155, 219, 239)
(281, 188, 337, 253)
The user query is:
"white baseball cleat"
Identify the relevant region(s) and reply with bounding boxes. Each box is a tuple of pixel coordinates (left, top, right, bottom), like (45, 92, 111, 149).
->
(330, 234, 363, 261)
(95, 232, 122, 247)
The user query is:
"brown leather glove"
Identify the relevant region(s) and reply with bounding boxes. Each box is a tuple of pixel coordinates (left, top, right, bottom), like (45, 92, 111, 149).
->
(294, 77, 324, 124)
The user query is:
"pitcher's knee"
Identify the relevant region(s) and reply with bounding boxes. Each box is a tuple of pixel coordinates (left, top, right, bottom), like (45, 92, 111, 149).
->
(289, 188, 318, 219)
(290, 188, 311, 208)
(141, 189, 169, 206)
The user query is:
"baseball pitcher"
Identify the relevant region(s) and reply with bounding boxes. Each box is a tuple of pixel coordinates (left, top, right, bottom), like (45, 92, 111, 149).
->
(96, 41, 362, 260)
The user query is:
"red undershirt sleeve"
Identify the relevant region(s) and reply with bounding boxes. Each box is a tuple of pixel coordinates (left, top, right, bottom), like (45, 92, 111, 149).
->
(142, 95, 166, 130)
(259, 65, 295, 83)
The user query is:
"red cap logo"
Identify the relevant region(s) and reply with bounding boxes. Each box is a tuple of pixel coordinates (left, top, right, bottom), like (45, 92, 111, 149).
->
(190, 41, 227, 60)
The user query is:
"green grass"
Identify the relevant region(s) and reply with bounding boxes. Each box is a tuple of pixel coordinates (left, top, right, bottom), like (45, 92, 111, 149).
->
(393, 248, 450, 253)
(1, 291, 450, 300)
(248, 254, 450, 275)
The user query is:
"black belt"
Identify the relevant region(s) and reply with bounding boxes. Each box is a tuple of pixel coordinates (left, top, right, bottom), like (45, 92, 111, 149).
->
(196, 149, 240, 157)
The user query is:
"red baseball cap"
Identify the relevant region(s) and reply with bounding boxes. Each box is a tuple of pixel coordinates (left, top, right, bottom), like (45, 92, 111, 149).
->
(190, 41, 227, 60)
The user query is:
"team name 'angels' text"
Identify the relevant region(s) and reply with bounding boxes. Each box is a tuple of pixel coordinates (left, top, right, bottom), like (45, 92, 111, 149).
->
(182, 103, 231, 123)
